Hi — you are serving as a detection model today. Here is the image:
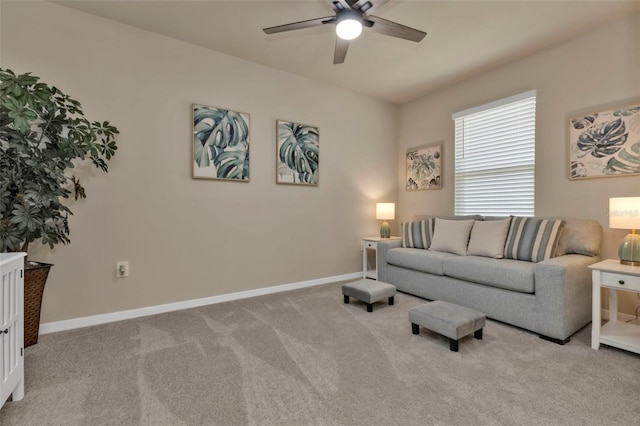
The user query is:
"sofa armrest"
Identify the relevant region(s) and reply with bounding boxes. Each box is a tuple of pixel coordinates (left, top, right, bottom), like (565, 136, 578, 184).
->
(533, 254, 601, 339)
(376, 240, 402, 283)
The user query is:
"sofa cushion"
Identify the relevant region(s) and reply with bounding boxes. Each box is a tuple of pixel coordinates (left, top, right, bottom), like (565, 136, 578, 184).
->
(554, 218, 602, 257)
(430, 218, 475, 256)
(401, 219, 433, 249)
(504, 217, 565, 262)
(467, 217, 512, 258)
(386, 248, 457, 276)
(443, 256, 536, 294)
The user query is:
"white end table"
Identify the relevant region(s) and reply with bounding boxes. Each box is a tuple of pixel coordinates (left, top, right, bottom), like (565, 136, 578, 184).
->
(589, 259, 640, 354)
(362, 236, 401, 280)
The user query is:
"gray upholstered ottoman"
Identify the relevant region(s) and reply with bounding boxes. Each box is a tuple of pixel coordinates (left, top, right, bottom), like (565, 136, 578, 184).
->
(409, 301, 486, 352)
(342, 279, 396, 312)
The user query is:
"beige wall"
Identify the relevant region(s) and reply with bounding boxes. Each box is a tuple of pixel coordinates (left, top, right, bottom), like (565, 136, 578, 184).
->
(3, 2, 639, 323)
(1, 1, 398, 322)
(398, 12, 640, 314)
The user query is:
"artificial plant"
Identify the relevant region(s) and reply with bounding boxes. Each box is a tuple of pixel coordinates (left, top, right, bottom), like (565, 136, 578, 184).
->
(0, 68, 119, 258)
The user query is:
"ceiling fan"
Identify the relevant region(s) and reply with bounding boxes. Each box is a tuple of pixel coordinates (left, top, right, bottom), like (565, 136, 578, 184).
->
(263, 0, 426, 64)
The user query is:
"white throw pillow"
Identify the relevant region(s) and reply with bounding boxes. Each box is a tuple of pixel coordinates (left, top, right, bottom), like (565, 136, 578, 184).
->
(467, 218, 512, 258)
(429, 218, 475, 256)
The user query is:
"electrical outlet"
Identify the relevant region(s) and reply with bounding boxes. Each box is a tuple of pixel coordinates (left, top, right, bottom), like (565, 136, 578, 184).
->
(116, 261, 129, 278)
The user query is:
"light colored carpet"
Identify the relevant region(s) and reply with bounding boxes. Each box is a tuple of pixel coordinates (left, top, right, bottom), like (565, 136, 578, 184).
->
(1, 281, 639, 425)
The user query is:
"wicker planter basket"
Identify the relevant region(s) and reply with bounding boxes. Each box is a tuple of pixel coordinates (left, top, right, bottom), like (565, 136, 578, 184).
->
(24, 262, 52, 347)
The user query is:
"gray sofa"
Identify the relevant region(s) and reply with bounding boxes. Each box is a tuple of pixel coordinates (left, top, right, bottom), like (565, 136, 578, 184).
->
(377, 216, 602, 344)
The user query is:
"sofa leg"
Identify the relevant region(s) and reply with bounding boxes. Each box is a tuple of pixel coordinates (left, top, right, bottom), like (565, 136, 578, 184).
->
(474, 328, 483, 340)
(367, 303, 373, 312)
(412, 323, 419, 335)
(343, 295, 349, 304)
(539, 334, 570, 345)
(388, 296, 394, 306)
(449, 338, 459, 352)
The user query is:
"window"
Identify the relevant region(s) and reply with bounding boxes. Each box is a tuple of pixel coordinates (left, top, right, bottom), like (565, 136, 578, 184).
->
(452, 90, 536, 216)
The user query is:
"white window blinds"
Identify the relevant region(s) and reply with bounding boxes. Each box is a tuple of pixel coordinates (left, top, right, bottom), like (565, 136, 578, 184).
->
(453, 90, 536, 217)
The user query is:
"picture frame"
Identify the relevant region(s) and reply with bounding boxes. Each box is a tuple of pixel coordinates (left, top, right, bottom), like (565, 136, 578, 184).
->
(568, 101, 640, 180)
(276, 120, 319, 186)
(192, 104, 250, 181)
(406, 142, 443, 191)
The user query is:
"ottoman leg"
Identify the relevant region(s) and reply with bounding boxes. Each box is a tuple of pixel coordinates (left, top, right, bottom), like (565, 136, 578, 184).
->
(367, 303, 373, 313)
(449, 338, 459, 352)
(474, 329, 483, 340)
(388, 296, 394, 306)
(412, 323, 419, 335)
(343, 295, 349, 304)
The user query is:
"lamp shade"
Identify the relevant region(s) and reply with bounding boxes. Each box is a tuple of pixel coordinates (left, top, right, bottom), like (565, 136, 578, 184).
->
(376, 203, 395, 220)
(609, 197, 640, 229)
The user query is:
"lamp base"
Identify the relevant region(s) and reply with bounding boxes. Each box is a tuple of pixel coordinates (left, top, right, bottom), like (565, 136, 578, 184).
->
(619, 232, 640, 266)
(380, 221, 391, 239)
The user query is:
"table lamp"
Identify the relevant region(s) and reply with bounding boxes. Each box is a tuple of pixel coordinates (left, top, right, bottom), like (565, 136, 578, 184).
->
(376, 203, 395, 238)
(609, 197, 640, 266)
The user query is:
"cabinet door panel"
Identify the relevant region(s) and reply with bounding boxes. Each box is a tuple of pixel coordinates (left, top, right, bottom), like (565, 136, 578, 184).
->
(1, 254, 25, 407)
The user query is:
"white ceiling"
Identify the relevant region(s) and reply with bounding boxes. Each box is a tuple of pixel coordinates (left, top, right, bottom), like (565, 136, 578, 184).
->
(53, 0, 640, 104)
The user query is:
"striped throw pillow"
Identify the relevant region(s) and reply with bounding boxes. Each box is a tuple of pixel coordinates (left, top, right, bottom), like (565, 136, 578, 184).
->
(504, 217, 565, 262)
(401, 219, 434, 249)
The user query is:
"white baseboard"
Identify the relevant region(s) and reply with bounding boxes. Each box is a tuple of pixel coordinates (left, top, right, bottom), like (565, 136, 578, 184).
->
(39, 272, 362, 335)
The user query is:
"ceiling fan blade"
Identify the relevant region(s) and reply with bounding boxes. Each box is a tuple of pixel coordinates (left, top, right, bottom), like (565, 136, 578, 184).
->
(333, 37, 350, 64)
(352, 0, 389, 15)
(263, 16, 335, 34)
(367, 15, 426, 42)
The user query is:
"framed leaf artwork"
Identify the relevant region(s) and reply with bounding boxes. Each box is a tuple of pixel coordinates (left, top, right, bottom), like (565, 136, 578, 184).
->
(568, 101, 640, 180)
(406, 142, 442, 191)
(192, 104, 250, 181)
(276, 120, 319, 185)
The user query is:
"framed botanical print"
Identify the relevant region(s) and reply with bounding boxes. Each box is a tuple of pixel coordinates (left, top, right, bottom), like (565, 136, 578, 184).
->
(569, 101, 640, 180)
(406, 142, 442, 191)
(192, 104, 250, 181)
(276, 120, 319, 185)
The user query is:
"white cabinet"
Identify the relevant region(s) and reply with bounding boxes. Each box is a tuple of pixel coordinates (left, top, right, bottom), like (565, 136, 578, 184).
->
(0, 253, 25, 408)
(590, 259, 640, 354)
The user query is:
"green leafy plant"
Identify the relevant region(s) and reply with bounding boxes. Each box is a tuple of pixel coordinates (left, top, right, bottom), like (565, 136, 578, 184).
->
(577, 118, 628, 158)
(0, 68, 119, 256)
(605, 140, 640, 174)
(408, 151, 437, 180)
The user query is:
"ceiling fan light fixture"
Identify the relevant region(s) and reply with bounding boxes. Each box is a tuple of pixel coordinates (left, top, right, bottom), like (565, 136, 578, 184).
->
(263, 1, 427, 64)
(336, 12, 363, 40)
